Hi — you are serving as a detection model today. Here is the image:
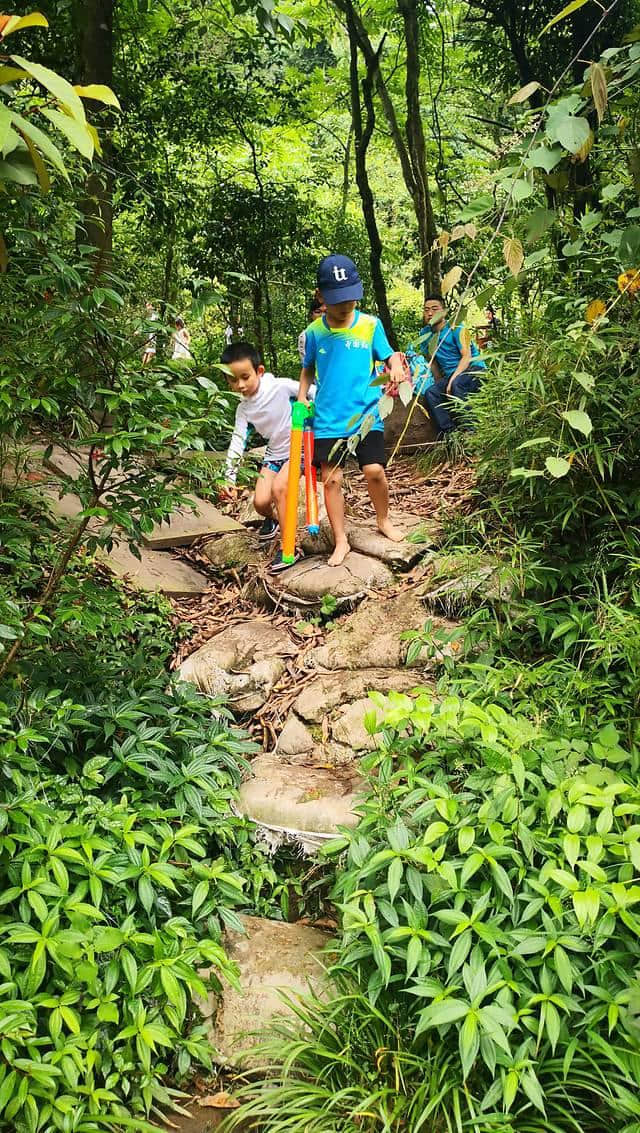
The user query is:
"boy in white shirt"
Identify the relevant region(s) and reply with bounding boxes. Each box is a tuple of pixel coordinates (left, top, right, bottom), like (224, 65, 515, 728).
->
(220, 342, 311, 572)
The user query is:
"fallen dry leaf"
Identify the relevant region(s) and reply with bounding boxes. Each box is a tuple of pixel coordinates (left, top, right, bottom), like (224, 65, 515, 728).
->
(198, 1092, 240, 1109)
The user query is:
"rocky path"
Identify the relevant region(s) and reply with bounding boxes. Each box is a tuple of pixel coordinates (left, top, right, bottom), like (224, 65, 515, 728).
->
(19, 441, 505, 1122)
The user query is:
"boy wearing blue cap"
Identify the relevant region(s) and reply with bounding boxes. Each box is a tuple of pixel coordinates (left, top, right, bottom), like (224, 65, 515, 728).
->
(298, 254, 406, 567)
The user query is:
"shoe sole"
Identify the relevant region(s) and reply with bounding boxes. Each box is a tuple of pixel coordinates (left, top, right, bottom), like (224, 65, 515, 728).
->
(269, 555, 300, 574)
(258, 527, 280, 542)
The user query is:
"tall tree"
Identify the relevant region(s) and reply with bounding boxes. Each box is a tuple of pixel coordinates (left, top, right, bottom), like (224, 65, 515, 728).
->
(74, 0, 114, 273)
(332, 0, 440, 294)
(345, 0, 397, 346)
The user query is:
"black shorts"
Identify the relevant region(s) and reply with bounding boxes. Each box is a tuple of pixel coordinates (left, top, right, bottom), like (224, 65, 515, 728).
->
(313, 430, 386, 469)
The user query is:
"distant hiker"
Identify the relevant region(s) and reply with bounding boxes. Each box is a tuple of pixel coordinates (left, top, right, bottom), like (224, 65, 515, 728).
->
(220, 341, 314, 573)
(298, 296, 326, 362)
(141, 302, 159, 366)
(224, 324, 233, 346)
(476, 305, 498, 350)
(171, 316, 191, 361)
(418, 295, 486, 437)
(298, 253, 405, 568)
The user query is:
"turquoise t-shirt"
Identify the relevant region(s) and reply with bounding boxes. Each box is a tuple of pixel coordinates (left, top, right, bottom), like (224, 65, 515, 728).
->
(302, 310, 393, 438)
(417, 321, 486, 380)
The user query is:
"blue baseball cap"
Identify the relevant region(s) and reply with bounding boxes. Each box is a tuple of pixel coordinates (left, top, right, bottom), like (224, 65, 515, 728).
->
(317, 254, 363, 304)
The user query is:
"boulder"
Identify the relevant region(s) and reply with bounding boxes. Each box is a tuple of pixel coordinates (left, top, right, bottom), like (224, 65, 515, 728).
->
(203, 530, 262, 573)
(260, 552, 393, 610)
(178, 619, 295, 712)
(98, 541, 209, 597)
(202, 915, 330, 1067)
(422, 552, 517, 614)
(311, 590, 427, 670)
(300, 512, 436, 569)
(237, 755, 361, 851)
(384, 393, 437, 456)
(277, 668, 423, 766)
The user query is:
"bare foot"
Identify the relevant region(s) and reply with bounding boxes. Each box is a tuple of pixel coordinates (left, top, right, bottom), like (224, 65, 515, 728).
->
(377, 517, 404, 543)
(327, 539, 350, 567)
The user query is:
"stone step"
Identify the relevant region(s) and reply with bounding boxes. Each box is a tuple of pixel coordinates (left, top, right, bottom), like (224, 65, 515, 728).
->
(237, 755, 361, 852)
(41, 488, 210, 597)
(311, 589, 460, 671)
(198, 914, 331, 1068)
(141, 495, 243, 548)
(256, 551, 394, 610)
(300, 511, 438, 570)
(277, 668, 425, 766)
(177, 618, 296, 712)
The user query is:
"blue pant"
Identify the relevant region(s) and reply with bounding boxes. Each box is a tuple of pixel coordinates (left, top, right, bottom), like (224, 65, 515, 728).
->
(423, 370, 483, 436)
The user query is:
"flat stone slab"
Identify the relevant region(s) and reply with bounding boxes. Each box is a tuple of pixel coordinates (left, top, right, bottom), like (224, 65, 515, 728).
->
(203, 530, 262, 573)
(262, 552, 393, 609)
(142, 496, 243, 548)
(201, 915, 330, 1067)
(277, 668, 423, 766)
(97, 541, 209, 597)
(312, 590, 460, 671)
(178, 619, 295, 712)
(237, 754, 361, 850)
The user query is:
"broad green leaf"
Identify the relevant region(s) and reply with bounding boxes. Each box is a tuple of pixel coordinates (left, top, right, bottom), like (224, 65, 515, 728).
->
(0, 155, 38, 185)
(423, 998, 470, 1027)
(0, 66, 29, 83)
(10, 55, 86, 122)
(73, 83, 121, 110)
(458, 826, 475, 854)
(555, 115, 591, 155)
(0, 104, 11, 151)
(387, 857, 403, 903)
(546, 456, 571, 478)
(39, 107, 94, 159)
(526, 147, 563, 175)
(563, 833, 580, 866)
(601, 181, 624, 201)
(9, 110, 68, 178)
(459, 1011, 480, 1080)
(562, 409, 592, 437)
(589, 62, 607, 123)
(511, 178, 533, 202)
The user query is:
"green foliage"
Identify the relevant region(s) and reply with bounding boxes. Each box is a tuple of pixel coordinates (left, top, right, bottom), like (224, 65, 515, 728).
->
(0, 673, 272, 1130)
(227, 694, 640, 1132)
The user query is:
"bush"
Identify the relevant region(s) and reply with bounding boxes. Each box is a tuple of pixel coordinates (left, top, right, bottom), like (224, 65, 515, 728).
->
(226, 692, 640, 1132)
(0, 676, 273, 1131)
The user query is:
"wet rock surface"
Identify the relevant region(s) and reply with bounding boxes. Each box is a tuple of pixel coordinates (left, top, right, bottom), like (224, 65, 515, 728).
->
(178, 619, 295, 712)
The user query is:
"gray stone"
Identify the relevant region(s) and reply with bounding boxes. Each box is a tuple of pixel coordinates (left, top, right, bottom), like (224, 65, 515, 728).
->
(178, 619, 295, 712)
(204, 914, 330, 1067)
(142, 495, 243, 548)
(384, 392, 437, 455)
(237, 754, 361, 849)
(422, 552, 517, 614)
(300, 513, 439, 568)
(263, 552, 393, 609)
(98, 540, 209, 597)
(311, 591, 428, 670)
(276, 669, 424, 767)
(203, 530, 261, 572)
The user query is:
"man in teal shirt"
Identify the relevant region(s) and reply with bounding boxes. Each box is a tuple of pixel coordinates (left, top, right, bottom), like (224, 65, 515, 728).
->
(419, 295, 486, 436)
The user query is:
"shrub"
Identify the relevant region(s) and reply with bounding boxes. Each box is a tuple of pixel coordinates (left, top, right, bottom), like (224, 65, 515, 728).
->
(0, 676, 272, 1131)
(226, 692, 640, 1132)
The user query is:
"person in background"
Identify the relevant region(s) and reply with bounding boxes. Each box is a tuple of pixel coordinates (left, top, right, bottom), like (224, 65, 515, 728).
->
(224, 324, 233, 346)
(141, 302, 159, 366)
(298, 296, 326, 362)
(476, 305, 498, 350)
(171, 316, 191, 361)
(418, 295, 486, 437)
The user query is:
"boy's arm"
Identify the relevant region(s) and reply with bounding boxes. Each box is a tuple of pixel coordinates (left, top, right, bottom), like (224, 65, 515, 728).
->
(298, 364, 315, 404)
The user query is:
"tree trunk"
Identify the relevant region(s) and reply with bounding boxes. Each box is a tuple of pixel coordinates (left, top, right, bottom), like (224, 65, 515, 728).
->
(397, 0, 439, 294)
(345, 1, 397, 348)
(75, 0, 114, 276)
(332, 0, 439, 295)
